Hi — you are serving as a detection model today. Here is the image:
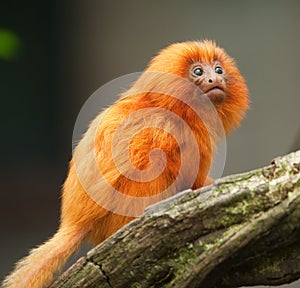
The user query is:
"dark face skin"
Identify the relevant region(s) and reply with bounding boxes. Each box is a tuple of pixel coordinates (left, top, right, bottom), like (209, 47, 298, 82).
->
(189, 62, 227, 104)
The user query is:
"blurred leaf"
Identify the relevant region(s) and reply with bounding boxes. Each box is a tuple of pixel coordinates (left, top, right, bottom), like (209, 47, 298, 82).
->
(0, 29, 21, 61)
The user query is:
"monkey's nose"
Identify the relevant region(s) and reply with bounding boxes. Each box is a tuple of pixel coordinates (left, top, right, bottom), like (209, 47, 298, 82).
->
(208, 79, 213, 83)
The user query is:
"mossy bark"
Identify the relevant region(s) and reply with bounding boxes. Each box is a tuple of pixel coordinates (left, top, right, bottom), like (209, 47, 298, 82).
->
(49, 150, 300, 288)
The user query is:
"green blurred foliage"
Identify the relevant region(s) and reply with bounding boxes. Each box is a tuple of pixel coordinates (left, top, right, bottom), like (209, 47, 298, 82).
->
(0, 29, 21, 61)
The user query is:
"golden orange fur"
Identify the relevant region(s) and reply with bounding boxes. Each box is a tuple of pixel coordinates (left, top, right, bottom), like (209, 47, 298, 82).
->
(3, 40, 249, 288)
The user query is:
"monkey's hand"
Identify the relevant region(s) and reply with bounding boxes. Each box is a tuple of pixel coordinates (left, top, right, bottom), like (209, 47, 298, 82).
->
(204, 176, 214, 186)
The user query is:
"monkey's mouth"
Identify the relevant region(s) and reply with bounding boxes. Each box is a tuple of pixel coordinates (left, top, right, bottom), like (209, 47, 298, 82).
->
(204, 86, 226, 103)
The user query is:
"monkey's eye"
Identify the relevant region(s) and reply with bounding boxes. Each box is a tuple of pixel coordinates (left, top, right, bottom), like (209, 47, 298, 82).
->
(193, 67, 203, 76)
(215, 66, 224, 74)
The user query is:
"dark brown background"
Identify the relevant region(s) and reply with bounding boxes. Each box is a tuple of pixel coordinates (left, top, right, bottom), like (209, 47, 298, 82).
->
(1, 1, 299, 287)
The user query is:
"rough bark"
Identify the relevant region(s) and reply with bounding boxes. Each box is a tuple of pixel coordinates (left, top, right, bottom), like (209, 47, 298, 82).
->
(49, 150, 300, 288)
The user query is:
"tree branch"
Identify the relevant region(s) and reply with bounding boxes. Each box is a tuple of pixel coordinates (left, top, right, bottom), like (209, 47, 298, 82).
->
(49, 150, 300, 288)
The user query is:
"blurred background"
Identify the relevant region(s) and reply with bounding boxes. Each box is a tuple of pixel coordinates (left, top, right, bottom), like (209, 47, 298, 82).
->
(1, 0, 299, 287)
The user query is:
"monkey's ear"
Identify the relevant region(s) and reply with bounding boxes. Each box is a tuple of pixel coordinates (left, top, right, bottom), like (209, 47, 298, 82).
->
(131, 71, 201, 101)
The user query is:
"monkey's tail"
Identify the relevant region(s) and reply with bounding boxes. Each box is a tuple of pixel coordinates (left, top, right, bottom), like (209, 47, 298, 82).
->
(2, 226, 88, 288)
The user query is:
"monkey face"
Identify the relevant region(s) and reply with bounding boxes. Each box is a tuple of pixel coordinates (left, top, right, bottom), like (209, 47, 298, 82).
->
(146, 40, 249, 133)
(189, 62, 227, 104)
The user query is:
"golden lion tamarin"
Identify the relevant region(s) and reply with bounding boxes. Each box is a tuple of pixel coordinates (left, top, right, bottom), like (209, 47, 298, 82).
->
(3, 40, 249, 288)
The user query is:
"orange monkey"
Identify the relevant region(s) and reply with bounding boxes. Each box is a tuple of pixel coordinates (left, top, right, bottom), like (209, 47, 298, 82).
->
(3, 40, 249, 288)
